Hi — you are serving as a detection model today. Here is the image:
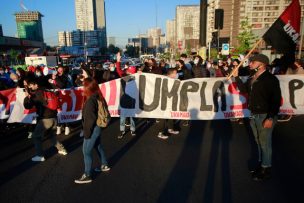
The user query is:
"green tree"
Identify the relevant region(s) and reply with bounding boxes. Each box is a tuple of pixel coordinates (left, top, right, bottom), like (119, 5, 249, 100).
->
(236, 17, 258, 54)
(108, 44, 120, 54)
(9, 49, 19, 65)
(125, 45, 139, 57)
(210, 48, 218, 59)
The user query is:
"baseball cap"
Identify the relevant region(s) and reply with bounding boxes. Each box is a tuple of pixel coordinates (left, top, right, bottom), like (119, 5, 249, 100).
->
(249, 54, 269, 65)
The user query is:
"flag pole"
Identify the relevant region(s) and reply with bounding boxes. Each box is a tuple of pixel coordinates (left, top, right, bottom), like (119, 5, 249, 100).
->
(298, 19, 304, 59)
(227, 38, 264, 80)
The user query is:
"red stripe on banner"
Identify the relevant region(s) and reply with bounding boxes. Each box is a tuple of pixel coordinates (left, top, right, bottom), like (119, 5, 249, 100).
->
(0, 88, 17, 115)
(228, 82, 248, 110)
(101, 83, 106, 98)
(108, 80, 117, 106)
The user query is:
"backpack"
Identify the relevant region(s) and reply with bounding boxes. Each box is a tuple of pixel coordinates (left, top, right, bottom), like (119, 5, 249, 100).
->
(43, 90, 59, 111)
(96, 96, 111, 128)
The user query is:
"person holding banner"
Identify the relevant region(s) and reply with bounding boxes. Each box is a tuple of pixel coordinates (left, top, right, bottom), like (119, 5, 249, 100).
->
(232, 54, 282, 181)
(157, 68, 180, 140)
(23, 79, 68, 162)
(75, 77, 110, 184)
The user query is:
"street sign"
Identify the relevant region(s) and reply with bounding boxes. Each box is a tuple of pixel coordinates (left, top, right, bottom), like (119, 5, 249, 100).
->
(222, 43, 229, 55)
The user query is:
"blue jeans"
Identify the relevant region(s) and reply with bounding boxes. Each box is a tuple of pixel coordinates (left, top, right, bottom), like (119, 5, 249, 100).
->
(82, 126, 108, 176)
(120, 116, 135, 132)
(249, 114, 277, 167)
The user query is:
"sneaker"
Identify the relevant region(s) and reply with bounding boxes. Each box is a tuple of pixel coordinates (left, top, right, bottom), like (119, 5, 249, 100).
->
(125, 123, 130, 127)
(101, 165, 111, 172)
(168, 129, 179, 135)
(156, 119, 160, 123)
(183, 121, 189, 126)
(28, 132, 32, 139)
(158, 132, 169, 140)
(131, 131, 136, 136)
(74, 174, 92, 184)
(64, 127, 70, 135)
(31, 155, 45, 162)
(252, 167, 271, 181)
(118, 131, 126, 139)
(58, 149, 68, 156)
(56, 126, 61, 135)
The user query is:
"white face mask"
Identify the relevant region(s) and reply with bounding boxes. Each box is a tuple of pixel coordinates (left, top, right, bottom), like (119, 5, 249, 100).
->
(110, 67, 115, 72)
(13, 79, 18, 82)
(194, 59, 199, 65)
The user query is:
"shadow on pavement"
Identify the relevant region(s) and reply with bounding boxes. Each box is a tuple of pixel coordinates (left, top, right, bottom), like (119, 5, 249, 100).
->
(157, 109, 206, 203)
(107, 119, 153, 168)
(203, 119, 233, 203)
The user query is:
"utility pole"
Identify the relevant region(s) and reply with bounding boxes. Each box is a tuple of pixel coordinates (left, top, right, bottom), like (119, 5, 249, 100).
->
(199, 0, 208, 47)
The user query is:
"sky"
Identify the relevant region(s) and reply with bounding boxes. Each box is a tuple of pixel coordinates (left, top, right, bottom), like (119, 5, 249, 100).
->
(0, 0, 200, 47)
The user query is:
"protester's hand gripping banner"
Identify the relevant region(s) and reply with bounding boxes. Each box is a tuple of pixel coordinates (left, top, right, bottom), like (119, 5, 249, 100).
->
(0, 73, 303, 123)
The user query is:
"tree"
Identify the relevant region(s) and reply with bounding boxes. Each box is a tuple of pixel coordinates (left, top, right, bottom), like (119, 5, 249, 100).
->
(108, 44, 120, 54)
(125, 45, 139, 57)
(236, 17, 258, 54)
(9, 49, 19, 65)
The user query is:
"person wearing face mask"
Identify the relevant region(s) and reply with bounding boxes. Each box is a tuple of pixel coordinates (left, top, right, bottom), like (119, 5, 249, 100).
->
(157, 68, 180, 140)
(192, 55, 204, 78)
(142, 58, 162, 75)
(220, 61, 232, 77)
(9, 73, 19, 87)
(232, 54, 281, 181)
(176, 59, 192, 80)
(102, 62, 119, 82)
(23, 79, 68, 162)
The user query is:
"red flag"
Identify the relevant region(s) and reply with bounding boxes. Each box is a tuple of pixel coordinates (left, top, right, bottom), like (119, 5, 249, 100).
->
(263, 0, 301, 54)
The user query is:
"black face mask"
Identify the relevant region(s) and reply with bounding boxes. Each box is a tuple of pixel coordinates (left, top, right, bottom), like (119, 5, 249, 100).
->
(248, 67, 259, 76)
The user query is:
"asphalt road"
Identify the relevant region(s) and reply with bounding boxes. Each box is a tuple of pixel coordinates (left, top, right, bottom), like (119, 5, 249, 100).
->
(0, 116, 303, 203)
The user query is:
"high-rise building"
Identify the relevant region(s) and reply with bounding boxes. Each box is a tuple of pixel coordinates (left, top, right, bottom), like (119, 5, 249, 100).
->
(219, 0, 304, 47)
(75, 0, 107, 47)
(0, 24, 3, 37)
(176, 5, 200, 52)
(206, 0, 220, 45)
(58, 31, 73, 47)
(147, 27, 162, 47)
(15, 11, 44, 42)
(66, 32, 73, 46)
(58, 31, 67, 47)
(166, 19, 176, 50)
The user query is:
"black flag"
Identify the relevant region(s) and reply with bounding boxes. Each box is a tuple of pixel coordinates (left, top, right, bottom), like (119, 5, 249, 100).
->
(263, 0, 301, 54)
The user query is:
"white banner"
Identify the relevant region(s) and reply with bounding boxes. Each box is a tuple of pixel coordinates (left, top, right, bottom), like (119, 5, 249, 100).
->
(1, 73, 303, 123)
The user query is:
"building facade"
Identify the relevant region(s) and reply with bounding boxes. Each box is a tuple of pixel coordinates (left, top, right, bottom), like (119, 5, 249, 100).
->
(219, 0, 304, 47)
(166, 19, 176, 51)
(15, 11, 44, 42)
(58, 31, 73, 47)
(176, 5, 200, 52)
(74, 0, 107, 47)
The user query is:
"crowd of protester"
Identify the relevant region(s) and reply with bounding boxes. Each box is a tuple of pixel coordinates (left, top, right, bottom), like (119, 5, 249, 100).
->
(1, 52, 304, 184)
